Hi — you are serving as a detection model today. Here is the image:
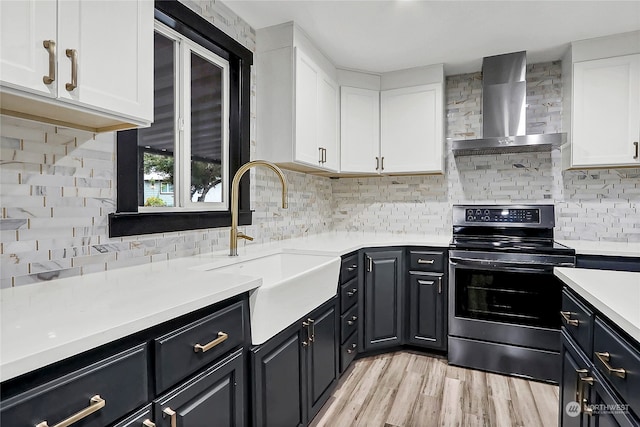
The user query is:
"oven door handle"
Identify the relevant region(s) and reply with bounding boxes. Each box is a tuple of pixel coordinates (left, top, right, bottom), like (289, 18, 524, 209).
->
(449, 257, 566, 273)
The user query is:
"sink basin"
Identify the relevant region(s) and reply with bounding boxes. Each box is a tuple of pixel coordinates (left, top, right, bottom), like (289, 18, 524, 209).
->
(204, 252, 341, 344)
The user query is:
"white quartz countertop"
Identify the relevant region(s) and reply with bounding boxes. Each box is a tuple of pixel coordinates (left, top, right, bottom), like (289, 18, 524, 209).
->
(557, 240, 640, 257)
(555, 267, 640, 343)
(0, 231, 451, 382)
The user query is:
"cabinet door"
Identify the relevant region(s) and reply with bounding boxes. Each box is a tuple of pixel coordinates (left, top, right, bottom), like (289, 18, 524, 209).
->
(155, 349, 245, 427)
(560, 334, 590, 427)
(56, 0, 153, 122)
(340, 86, 380, 174)
(294, 48, 321, 167)
(318, 73, 339, 171)
(572, 54, 640, 167)
(0, 0, 57, 97)
(307, 300, 339, 421)
(252, 324, 307, 427)
(364, 250, 404, 350)
(408, 273, 445, 349)
(380, 84, 443, 174)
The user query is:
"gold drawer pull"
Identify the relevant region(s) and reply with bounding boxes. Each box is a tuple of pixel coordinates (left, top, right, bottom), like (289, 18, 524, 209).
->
(36, 395, 105, 427)
(347, 343, 357, 354)
(347, 288, 357, 297)
(560, 311, 579, 327)
(163, 408, 176, 427)
(595, 351, 626, 378)
(417, 259, 435, 264)
(346, 264, 358, 272)
(65, 49, 78, 91)
(142, 421, 156, 427)
(194, 331, 228, 353)
(42, 40, 56, 84)
(347, 316, 358, 325)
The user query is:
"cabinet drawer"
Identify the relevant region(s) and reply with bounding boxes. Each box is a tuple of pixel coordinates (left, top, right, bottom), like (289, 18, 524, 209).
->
(340, 332, 358, 373)
(112, 404, 153, 427)
(593, 317, 640, 417)
(154, 300, 246, 394)
(409, 250, 444, 272)
(340, 253, 359, 284)
(341, 304, 359, 344)
(561, 289, 594, 355)
(340, 277, 359, 313)
(1, 345, 148, 427)
(154, 349, 245, 427)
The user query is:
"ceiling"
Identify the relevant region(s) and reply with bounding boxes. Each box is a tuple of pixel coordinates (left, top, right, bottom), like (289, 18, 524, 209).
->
(223, 0, 640, 75)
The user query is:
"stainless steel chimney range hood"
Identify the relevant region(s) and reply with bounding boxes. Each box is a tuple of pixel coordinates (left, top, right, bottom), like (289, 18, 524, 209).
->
(451, 51, 566, 156)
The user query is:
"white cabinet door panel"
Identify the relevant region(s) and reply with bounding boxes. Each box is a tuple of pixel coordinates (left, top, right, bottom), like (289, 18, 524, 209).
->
(573, 54, 640, 167)
(294, 48, 321, 167)
(57, 0, 153, 122)
(0, 0, 57, 97)
(340, 87, 379, 174)
(380, 84, 443, 173)
(318, 74, 339, 171)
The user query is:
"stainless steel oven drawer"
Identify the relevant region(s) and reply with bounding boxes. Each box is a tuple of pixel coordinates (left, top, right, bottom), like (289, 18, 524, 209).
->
(409, 250, 444, 272)
(593, 317, 640, 417)
(561, 289, 594, 355)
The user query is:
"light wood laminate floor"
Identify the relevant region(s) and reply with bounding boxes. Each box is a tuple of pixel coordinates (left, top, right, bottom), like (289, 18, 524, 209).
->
(312, 351, 559, 427)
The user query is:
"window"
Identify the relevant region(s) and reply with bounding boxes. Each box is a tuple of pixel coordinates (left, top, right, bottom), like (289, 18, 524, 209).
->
(110, 2, 252, 237)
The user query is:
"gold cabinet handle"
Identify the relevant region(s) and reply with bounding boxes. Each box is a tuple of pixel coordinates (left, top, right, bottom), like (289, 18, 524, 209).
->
(634, 141, 639, 160)
(42, 40, 56, 84)
(302, 320, 311, 346)
(346, 264, 358, 272)
(347, 315, 358, 325)
(595, 351, 626, 378)
(318, 147, 323, 164)
(367, 256, 373, 272)
(65, 49, 78, 91)
(308, 318, 315, 342)
(162, 408, 176, 427)
(346, 288, 357, 297)
(375, 157, 379, 170)
(560, 311, 579, 327)
(417, 279, 435, 286)
(194, 331, 228, 353)
(36, 395, 105, 427)
(417, 259, 435, 264)
(381, 156, 384, 171)
(347, 343, 357, 354)
(575, 368, 595, 415)
(142, 421, 156, 427)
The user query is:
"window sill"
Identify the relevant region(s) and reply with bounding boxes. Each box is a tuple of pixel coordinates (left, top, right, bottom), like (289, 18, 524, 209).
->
(108, 210, 252, 238)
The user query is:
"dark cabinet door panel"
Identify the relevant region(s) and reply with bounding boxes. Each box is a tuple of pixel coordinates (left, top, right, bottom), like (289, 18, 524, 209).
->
(154, 348, 244, 427)
(1, 344, 148, 427)
(364, 250, 403, 350)
(252, 325, 306, 427)
(112, 404, 154, 427)
(560, 332, 591, 427)
(307, 302, 338, 421)
(408, 272, 444, 349)
(561, 289, 594, 356)
(340, 277, 359, 313)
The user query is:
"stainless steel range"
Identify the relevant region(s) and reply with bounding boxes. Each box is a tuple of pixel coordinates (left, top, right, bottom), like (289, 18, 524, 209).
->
(448, 204, 575, 383)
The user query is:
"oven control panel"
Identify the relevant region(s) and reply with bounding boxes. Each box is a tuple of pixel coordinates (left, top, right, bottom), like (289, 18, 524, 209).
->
(465, 208, 540, 223)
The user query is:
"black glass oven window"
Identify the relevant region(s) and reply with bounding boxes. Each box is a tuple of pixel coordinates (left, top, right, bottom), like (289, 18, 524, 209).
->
(455, 269, 561, 329)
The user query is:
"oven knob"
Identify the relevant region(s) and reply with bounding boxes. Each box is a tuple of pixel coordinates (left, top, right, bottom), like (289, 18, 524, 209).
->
(476, 209, 482, 215)
(484, 216, 490, 221)
(467, 216, 474, 221)
(484, 209, 490, 215)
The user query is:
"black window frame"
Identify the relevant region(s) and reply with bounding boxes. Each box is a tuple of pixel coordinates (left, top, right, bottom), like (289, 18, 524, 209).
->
(109, 1, 252, 238)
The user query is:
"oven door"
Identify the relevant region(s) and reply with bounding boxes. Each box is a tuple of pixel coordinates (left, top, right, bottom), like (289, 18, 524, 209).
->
(448, 250, 569, 352)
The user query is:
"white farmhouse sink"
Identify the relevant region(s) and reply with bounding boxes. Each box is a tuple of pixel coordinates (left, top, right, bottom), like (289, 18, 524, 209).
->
(203, 252, 341, 344)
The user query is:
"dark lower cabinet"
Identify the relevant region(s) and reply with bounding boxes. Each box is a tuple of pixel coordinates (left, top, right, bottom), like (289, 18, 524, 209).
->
(560, 331, 590, 427)
(154, 348, 245, 427)
(407, 272, 445, 350)
(363, 250, 404, 351)
(252, 297, 338, 427)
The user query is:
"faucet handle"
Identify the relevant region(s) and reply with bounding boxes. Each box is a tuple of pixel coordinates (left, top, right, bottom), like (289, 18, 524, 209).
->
(237, 231, 254, 241)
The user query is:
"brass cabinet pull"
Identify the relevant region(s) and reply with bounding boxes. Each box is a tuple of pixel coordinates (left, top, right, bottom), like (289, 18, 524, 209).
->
(308, 318, 315, 342)
(318, 147, 323, 163)
(634, 141, 639, 159)
(36, 395, 105, 427)
(42, 40, 56, 84)
(595, 351, 626, 378)
(194, 331, 228, 353)
(302, 320, 311, 346)
(347, 343, 357, 354)
(560, 311, 579, 327)
(367, 256, 373, 272)
(417, 259, 435, 264)
(347, 288, 357, 297)
(65, 49, 78, 91)
(322, 148, 327, 163)
(347, 264, 358, 272)
(381, 156, 384, 171)
(162, 408, 176, 427)
(575, 368, 595, 415)
(417, 279, 435, 286)
(142, 420, 156, 427)
(375, 157, 379, 170)
(437, 277, 442, 294)
(347, 316, 358, 325)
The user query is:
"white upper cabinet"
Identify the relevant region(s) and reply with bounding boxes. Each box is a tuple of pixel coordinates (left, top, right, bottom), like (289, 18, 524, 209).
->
(572, 54, 640, 167)
(256, 23, 339, 173)
(380, 83, 443, 174)
(562, 31, 640, 169)
(340, 87, 380, 174)
(0, 0, 153, 132)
